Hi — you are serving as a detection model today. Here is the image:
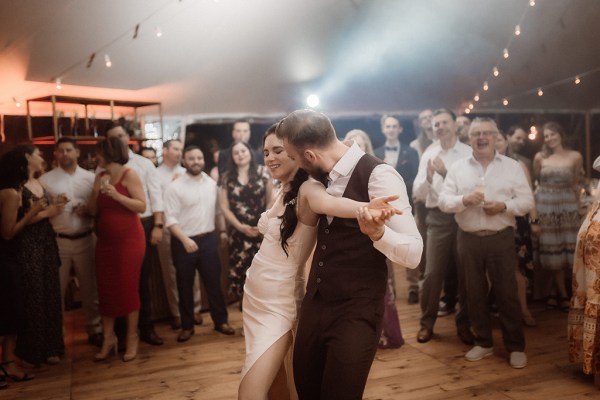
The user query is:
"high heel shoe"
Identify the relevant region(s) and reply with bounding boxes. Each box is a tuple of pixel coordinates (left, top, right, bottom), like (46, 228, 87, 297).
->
(94, 335, 118, 362)
(123, 335, 139, 362)
(0, 361, 35, 382)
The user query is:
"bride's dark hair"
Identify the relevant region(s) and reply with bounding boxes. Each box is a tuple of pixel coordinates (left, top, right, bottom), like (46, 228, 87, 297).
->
(263, 124, 309, 256)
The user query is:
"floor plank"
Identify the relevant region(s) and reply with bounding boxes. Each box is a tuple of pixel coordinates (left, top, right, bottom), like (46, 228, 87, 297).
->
(4, 265, 598, 399)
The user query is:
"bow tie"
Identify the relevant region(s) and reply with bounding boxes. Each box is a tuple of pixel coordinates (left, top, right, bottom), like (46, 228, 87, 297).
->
(385, 146, 398, 152)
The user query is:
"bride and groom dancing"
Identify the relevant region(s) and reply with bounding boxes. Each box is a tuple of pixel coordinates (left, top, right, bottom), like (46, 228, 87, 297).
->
(238, 110, 423, 400)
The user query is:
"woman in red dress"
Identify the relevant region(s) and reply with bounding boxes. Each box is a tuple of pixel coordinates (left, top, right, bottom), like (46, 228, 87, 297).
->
(89, 137, 146, 362)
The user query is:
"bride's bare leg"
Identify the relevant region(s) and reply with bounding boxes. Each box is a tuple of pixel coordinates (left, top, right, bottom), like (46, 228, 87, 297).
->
(239, 331, 293, 400)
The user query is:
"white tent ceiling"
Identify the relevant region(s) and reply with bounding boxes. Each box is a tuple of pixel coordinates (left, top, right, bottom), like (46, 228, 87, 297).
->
(1, 0, 599, 119)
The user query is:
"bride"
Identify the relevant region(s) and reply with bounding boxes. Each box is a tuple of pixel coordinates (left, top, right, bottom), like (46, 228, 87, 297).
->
(238, 125, 399, 400)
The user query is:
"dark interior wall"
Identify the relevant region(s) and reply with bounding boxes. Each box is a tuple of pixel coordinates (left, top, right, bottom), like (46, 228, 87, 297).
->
(1, 113, 597, 179)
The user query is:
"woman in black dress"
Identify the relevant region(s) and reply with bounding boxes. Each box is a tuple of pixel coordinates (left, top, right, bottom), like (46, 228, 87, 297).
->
(0, 148, 45, 384)
(11, 144, 65, 367)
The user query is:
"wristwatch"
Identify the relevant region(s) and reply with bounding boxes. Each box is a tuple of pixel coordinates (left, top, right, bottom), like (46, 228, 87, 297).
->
(154, 223, 164, 229)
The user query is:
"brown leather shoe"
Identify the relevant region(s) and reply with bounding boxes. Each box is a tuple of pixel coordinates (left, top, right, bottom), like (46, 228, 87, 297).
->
(214, 323, 235, 335)
(417, 327, 433, 343)
(177, 329, 195, 343)
(140, 328, 164, 346)
(194, 313, 203, 326)
(171, 317, 182, 330)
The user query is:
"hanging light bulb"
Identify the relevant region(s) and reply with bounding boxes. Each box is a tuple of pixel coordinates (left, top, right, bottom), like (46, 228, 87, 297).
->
(155, 26, 163, 38)
(528, 125, 537, 140)
(575, 76, 581, 85)
(493, 67, 499, 77)
(474, 93, 480, 102)
(12, 97, 21, 107)
(468, 103, 474, 110)
(56, 78, 62, 90)
(515, 25, 521, 36)
(483, 81, 489, 91)
(529, 0, 535, 6)
(503, 48, 509, 59)
(465, 108, 471, 114)
(104, 54, 112, 68)
(502, 98, 509, 106)
(537, 88, 543, 96)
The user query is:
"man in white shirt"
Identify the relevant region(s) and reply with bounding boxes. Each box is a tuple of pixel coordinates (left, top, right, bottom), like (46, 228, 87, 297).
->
(412, 108, 473, 345)
(439, 117, 534, 369)
(164, 146, 234, 342)
(106, 122, 165, 346)
(156, 139, 203, 329)
(278, 109, 423, 399)
(39, 137, 102, 347)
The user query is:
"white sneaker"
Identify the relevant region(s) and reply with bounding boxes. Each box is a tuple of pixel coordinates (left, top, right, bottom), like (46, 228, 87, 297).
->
(509, 352, 527, 369)
(465, 346, 493, 361)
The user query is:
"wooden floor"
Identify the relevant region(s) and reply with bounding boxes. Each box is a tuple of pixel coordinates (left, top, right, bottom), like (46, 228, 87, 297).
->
(5, 266, 599, 400)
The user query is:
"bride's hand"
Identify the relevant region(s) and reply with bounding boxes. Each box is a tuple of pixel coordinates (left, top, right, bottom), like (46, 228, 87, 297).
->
(366, 195, 402, 221)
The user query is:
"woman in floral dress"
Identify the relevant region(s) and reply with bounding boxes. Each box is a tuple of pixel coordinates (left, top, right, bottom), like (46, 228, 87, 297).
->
(219, 141, 273, 307)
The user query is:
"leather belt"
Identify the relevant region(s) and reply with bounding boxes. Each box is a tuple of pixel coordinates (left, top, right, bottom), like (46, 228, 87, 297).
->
(470, 227, 510, 237)
(56, 229, 93, 240)
(190, 231, 213, 240)
(140, 216, 153, 223)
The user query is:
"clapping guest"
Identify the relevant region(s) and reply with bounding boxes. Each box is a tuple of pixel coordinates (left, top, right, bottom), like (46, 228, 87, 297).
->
(0, 149, 44, 384)
(12, 144, 65, 367)
(219, 141, 273, 309)
(89, 137, 146, 362)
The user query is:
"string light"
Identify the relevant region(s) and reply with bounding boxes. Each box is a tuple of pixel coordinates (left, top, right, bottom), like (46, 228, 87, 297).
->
(529, 0, 535, 6)
(104, 54, 112, 68)
(55, 78, 62, 90)
(468, 103, 474, 110)
(537, 88, 543, 96)
(465, 108, 471, 114)
(502, 98, 509, 106)
(474, 93, 480, 102)
(12, 97, 21, 107)
(155, 27, 163, 38)
(483, 81, 489, 91)
(515, 25, 521, 36)
(575, 76, 581, 84)
(528, 126, 537, 140)
(503, 48, 509, 59)
(493, 67, 499, 77)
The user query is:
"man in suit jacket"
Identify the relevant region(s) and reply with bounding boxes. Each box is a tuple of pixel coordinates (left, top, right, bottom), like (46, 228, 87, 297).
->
(277, 109, 422, 399)
(374, 115, 419, 205)
(375, 115, 421, 304)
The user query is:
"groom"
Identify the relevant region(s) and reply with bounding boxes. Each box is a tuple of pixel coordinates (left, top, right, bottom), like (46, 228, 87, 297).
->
(277, 110, 423, 399)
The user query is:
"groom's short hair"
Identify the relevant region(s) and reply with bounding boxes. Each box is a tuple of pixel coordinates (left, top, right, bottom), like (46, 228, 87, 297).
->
(276, 109, 336, 150)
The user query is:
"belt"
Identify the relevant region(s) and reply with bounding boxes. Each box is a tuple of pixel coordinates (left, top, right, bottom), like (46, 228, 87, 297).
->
(470, 227, 510, 237)
(140, 216, 153, 222)
(56, 229, 93, 240)
(190, 231, 213, 240)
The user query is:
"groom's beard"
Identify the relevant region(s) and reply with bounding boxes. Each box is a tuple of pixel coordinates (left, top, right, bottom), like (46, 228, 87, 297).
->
(307, 166, 328, 184)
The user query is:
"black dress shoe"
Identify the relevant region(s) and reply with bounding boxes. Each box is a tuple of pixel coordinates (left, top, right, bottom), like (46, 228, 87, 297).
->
(416, 327, 433, 343)
(457, 328, 475, 345)
(171, 317, 182, 330)
(408, 292, 419, 305)
(88, 333, 104, 348)
(177, 329, 195, 343)
(140, 329, 164, 346)
(214, 323, 235, 335)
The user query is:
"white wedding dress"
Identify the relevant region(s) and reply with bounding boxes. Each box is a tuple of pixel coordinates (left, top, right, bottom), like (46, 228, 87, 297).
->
(241, 210, 317, 379)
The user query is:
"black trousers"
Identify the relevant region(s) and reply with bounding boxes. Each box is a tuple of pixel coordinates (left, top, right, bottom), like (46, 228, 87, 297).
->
(293, 293, 384, 400)
(138, 218, 155, 331)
